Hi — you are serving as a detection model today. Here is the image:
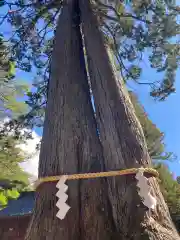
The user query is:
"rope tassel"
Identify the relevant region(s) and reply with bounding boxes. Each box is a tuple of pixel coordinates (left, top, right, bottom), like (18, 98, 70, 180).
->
(56, 175, 70, 220)
(135, 168, 157, 210)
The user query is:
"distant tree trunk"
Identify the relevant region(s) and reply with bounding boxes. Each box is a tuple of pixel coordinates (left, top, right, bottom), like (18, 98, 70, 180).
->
(25, 0, 114, 239)
(79, 0, 180, 239)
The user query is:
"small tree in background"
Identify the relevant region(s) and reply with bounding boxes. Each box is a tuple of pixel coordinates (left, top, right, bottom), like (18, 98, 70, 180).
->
(154, 163, 180, 231)
(177, 177, 180, 184)
(129, 91, 173, 161)
(0, 34, 30, 208)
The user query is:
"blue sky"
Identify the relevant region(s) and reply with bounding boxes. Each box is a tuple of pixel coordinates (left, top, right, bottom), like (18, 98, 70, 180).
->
(128, 67, 180, 177)
(0, 3, 179, 177)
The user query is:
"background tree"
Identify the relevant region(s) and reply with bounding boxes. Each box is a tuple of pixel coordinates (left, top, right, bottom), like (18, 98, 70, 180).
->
(0, 34, 30, 208)
(154, 163, 180, 231)
(129, 91, 173, 161)
(177, 177, 180, 184)
(0, 34, 29, 118)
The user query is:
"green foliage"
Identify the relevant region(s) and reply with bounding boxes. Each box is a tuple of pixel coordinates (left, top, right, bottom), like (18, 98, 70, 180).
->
(0, 35, 29, 118)
(0, 34, 30, 208)
(0, 132, 30, 208)
(0, 191, 7, 208)
(0, 35, 15, 80)
(99, 0, 179, 100)
(7, 61, 15, 79)
(128, 65, 142, 80)
(0, 187, 20, 209)
(5, 188, 20, 199)
(0, 0, 5, 7)
(154, 163, 180, 218)
(0, 134, 30, 208)
(177, 176, 180, 184)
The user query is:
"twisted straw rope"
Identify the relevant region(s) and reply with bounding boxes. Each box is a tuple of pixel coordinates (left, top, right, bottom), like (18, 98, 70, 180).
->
(35, 167, 158, 189)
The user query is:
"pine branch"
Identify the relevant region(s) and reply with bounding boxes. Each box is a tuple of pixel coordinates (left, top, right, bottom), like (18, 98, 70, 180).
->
(96, 1, 152, 24)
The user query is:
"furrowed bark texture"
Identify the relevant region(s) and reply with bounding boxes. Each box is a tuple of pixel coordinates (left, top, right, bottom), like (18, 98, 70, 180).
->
(80, 0, 180, 239)
(25, 0, 114, 239)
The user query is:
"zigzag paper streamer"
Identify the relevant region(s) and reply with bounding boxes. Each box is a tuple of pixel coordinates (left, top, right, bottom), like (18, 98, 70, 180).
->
(56, 175, 70, 220)
(135, 168, 157, 210)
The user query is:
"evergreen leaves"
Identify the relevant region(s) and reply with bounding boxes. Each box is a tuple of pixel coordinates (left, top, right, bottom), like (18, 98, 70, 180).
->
(155, 163, 180, 219)
(0, 35, 30, 208)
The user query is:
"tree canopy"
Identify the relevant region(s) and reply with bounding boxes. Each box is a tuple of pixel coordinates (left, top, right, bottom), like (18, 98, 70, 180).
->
(0, 34, 29, 118)
(0, 0, 178, 132)
(0, 34, 30, 208)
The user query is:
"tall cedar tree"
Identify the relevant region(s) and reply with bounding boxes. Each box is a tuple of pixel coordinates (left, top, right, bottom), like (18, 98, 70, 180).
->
(0, 0, 179, 239)
(26, 1, 114, 239)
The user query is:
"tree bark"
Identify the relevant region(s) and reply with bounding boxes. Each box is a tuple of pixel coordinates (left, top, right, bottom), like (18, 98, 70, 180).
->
(25, 0, 114, 239)
(79, 0, 180, 239)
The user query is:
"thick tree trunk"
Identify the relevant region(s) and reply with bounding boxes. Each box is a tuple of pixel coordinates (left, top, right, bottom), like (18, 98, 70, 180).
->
(80, 0, 180, 239)
(25, 1, 114, 239)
